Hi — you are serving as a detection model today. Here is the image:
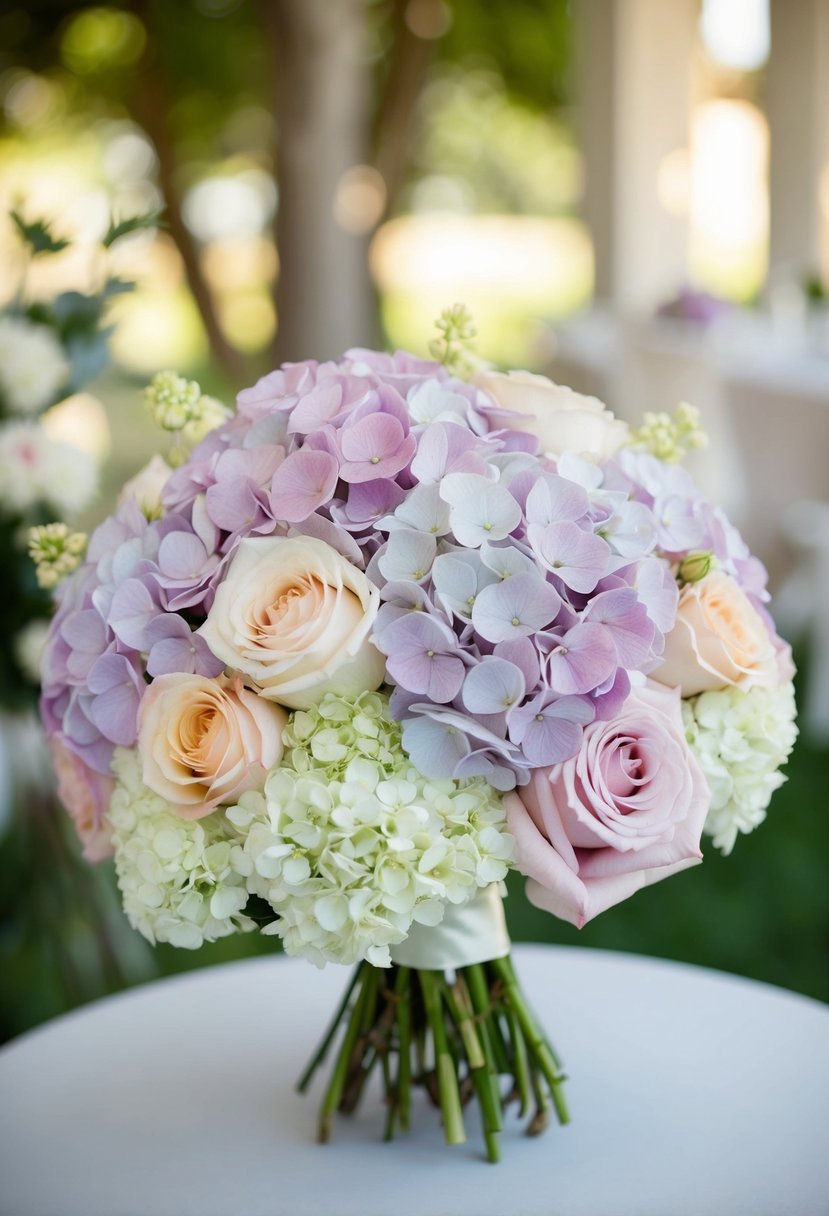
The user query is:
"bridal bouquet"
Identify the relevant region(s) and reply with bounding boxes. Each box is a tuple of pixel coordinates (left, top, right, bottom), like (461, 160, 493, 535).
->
(38, 310, 796, 1161)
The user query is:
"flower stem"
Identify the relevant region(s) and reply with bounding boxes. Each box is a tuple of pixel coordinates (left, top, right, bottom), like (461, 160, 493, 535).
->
(504, 1003, 531, 1118)
(301, 950, 569, 1159)
(317, 964, 371, 1142)
(490, 956, 569, 1126)
(297, 962, 362, 1094)
(419, 970, 466, 1146)
(393, 965, 412, 1132)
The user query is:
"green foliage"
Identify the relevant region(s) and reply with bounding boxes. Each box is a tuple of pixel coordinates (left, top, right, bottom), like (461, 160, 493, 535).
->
(440, 0, 571, 109)
(10, 210, 70, 257)
(102, 209, 166, 249)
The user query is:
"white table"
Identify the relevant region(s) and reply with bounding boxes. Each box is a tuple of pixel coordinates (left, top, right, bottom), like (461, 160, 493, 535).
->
(1, 945, 827, 1216)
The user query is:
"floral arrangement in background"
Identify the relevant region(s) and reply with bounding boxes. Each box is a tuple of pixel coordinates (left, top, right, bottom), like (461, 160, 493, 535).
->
(0, 208, 158, 709)
(38, 307, 797, 1161)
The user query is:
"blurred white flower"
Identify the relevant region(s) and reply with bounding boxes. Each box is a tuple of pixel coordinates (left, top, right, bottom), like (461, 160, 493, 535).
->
(0, 316, 69, 415)
(0, 422, 97, 517)
(14, 619, 50, 683)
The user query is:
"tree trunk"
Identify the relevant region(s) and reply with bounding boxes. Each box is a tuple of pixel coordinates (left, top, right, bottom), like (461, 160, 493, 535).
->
(264, 0, 380, 362)
(133, 6, 249, 386)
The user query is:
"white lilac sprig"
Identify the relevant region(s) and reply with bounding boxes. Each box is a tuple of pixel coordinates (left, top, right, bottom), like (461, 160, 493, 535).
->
(227, 691, 513, 968)
(28, 523, 88, 589)
(0, 316, 69, 416)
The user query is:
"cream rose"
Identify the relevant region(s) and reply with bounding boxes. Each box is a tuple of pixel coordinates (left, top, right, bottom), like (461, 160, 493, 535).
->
(652, 571, 778, 697)
(475, 370, 629, 460)
(199, 535, 385, 709)
(137, 673, 287, 819)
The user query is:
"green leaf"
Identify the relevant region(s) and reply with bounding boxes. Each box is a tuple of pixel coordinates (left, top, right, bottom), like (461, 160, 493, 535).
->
(10, 210, 70, 256)
(102, 276, 136, 299)
(102, 209, 165, 249)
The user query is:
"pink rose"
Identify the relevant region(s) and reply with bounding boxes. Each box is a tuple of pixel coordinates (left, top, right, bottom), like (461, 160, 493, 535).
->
(49, 736, 114, 863)
(137, 673, 287, 819)
(505, 683, 709, 927)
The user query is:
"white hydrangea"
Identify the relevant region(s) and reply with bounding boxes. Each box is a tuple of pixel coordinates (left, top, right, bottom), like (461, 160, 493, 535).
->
(683, 681, 798, 855)
(0, 422, 97, 517)
(0, 316, 69, 415)
(228, 691, 513, 968)
(108, 748, 255, 949)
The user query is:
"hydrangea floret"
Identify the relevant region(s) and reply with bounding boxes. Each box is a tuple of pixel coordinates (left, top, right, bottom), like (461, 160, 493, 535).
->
(682, 682, 798, 855)
(108, 748, 254, 949)
(227, 692, 513, 967)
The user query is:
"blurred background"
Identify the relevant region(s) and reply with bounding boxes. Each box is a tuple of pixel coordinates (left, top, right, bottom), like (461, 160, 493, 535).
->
(0, 0, 827, 1041)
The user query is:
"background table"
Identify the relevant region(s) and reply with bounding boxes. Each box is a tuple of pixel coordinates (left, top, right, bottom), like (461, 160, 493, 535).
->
(1, 945, 827, 1216)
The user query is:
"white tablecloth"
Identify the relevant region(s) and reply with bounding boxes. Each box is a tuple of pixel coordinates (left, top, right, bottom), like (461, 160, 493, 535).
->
(1, 945, 827, 1216)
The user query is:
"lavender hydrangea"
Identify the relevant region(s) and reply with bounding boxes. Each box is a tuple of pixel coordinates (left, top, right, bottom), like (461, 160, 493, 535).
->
(41, 344, 775, 798)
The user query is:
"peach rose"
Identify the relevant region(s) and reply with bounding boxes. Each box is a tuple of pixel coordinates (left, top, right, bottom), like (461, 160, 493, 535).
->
(49, 736, 114, 862)
(199, 535, 385, 709)
(652, 571, 778, 697)
(137, 673, 286, 819)
(475, 370, 629, 460)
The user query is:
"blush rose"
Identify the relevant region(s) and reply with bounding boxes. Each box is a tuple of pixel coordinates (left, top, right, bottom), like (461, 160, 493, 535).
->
(199, 535, 385, 709)
(504, 682, 709, 927)
(652, 570, 778, 698)
(475, 370, 629, 461)
(137, 672, 286, 818)
(49, 736, 114, 862)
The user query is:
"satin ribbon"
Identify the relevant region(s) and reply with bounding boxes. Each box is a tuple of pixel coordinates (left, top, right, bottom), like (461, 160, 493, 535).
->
(390, 883, 511, 970)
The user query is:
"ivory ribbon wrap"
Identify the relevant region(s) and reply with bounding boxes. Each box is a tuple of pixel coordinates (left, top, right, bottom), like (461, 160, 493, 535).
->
(390, 883, 511, 970)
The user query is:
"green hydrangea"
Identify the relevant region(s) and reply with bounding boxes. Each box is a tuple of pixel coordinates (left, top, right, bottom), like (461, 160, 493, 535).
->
(682, 682, 798, 855)
(229, 691, 513, 968)
(108, 748, 255, 949)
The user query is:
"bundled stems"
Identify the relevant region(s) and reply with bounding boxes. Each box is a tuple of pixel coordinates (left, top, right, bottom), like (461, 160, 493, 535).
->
(298, 954, 568, 1164)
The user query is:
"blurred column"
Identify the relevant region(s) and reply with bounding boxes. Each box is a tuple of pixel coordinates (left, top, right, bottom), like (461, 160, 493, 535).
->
(575, 0, 696, 310)
(767, 0, 829, 283)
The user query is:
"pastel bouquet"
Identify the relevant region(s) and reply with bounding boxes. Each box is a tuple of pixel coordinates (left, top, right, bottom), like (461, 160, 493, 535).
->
(39, 309, 797, 1161)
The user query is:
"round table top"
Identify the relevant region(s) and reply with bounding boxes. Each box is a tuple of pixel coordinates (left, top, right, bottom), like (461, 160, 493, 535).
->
(1, 945, 827, 1216)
